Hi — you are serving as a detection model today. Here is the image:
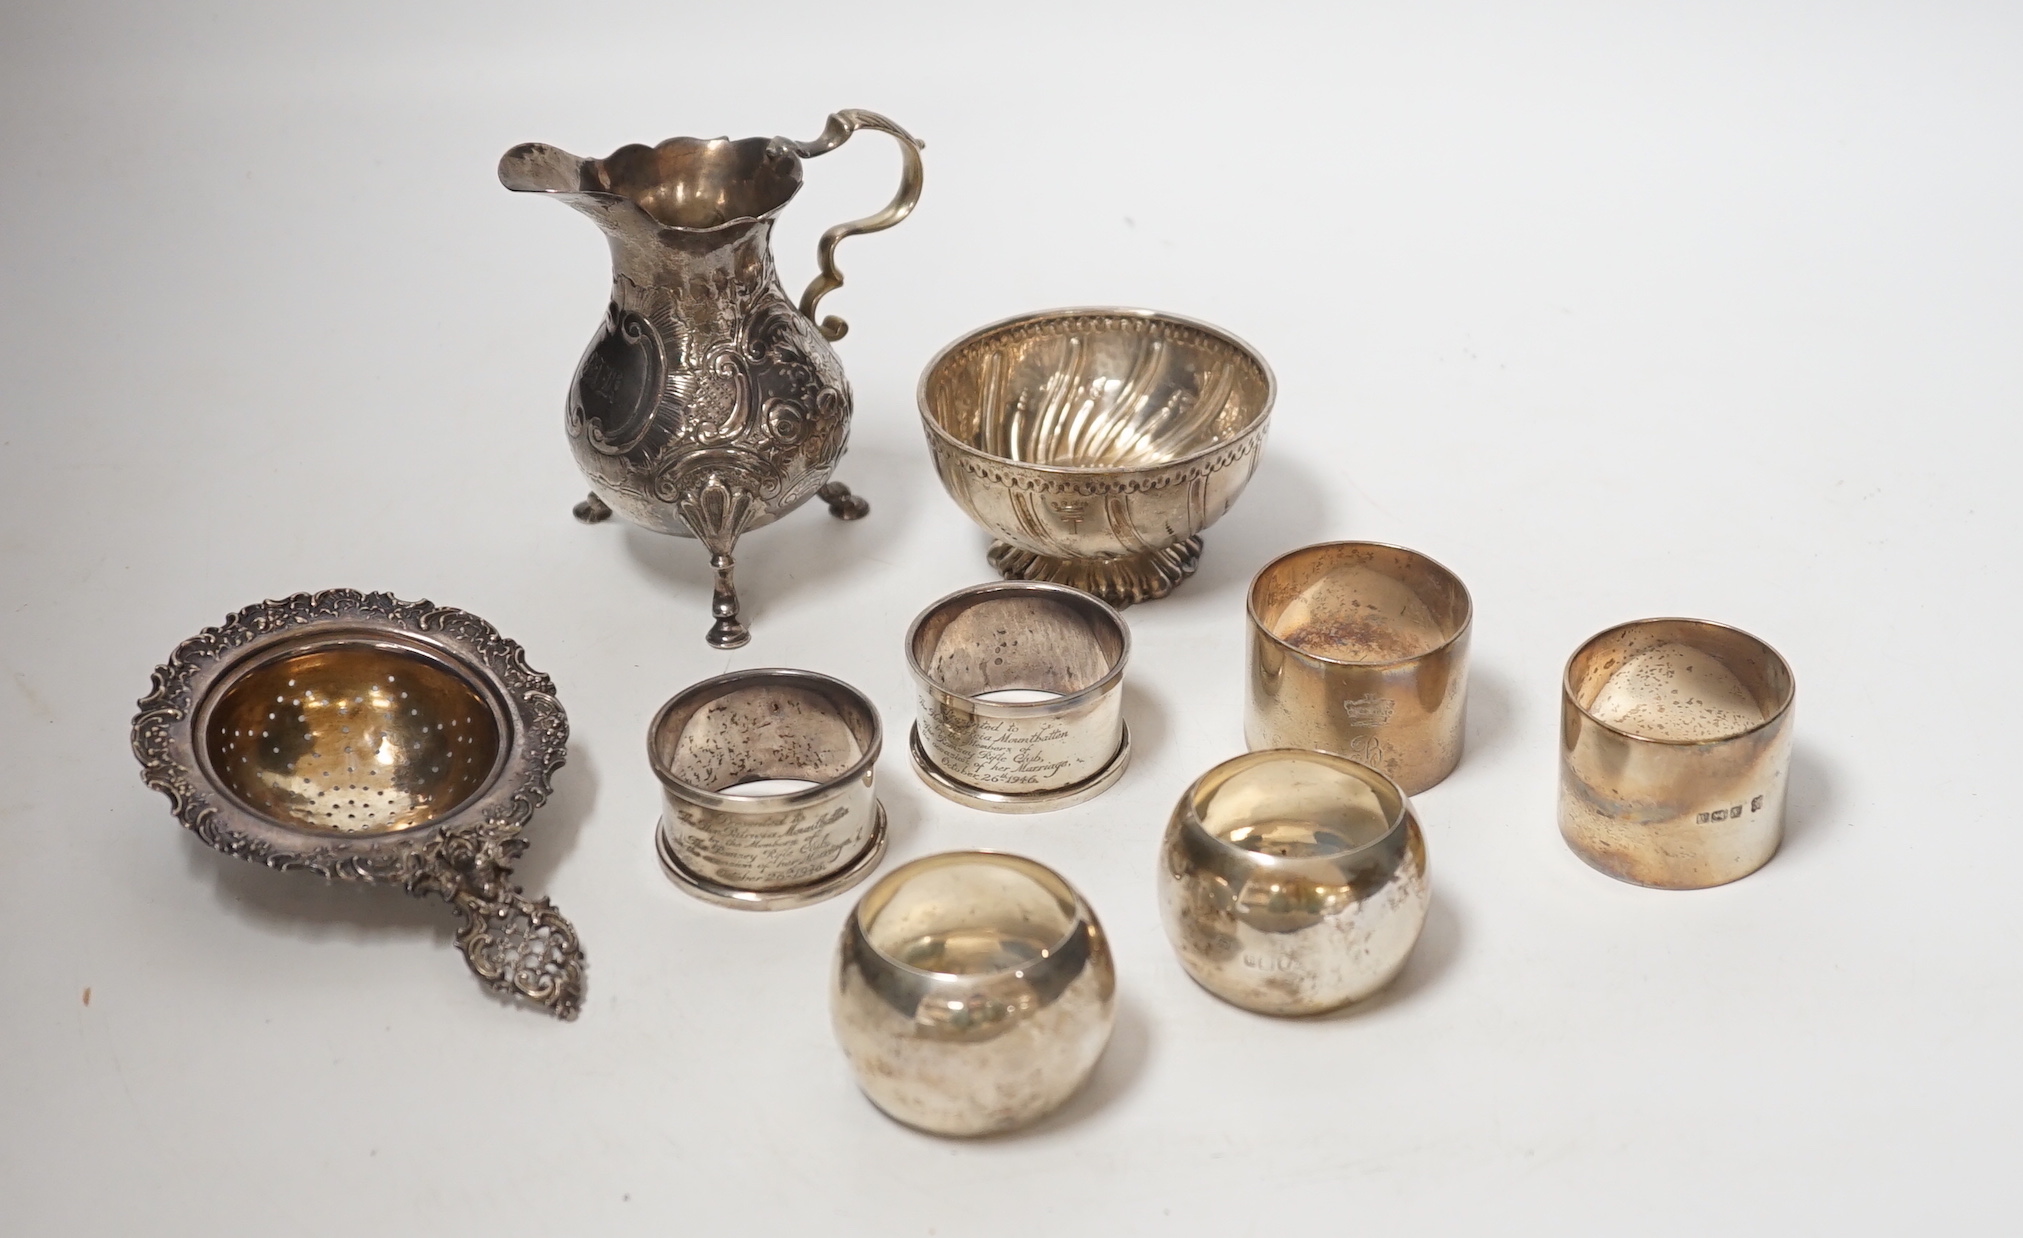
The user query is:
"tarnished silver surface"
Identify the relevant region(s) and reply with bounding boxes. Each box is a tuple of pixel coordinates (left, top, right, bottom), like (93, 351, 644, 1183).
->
(1159, 749, 1429, 1017)
(1560, 618, 1795, 889)
(131, 590, 586, 1019)
(502, 109, 923, 649)
(905, 581, 1131, 812)
(651, 668, 886, 910)
(919, 308, 1274, 606)
(832, 851, 1116, 1136)
(1246, 541, 1472, 795)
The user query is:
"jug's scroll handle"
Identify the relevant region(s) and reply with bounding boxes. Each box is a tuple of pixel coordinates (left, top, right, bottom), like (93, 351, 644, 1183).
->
(789, 110, 925, 342)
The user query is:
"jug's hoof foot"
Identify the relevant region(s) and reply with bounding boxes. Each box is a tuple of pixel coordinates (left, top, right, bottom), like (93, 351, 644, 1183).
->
(573, 493, 613, 524)
(818, 481, 870, 521)
(706, 616, 751, 649)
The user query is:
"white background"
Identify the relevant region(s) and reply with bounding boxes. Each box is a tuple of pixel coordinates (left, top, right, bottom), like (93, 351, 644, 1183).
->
(3, 2, 2018, 1233)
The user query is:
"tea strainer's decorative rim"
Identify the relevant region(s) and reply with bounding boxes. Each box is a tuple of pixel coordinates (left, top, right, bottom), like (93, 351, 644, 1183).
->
(132, 589, 585, 1019)
(134, 589, 568, 869)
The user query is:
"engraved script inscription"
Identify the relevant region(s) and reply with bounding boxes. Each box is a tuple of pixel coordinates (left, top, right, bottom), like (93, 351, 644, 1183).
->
(671, 802, 863, 888)
(920, 703, 1084, 792)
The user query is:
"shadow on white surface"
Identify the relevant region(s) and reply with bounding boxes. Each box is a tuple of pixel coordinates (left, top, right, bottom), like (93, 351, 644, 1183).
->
(1462, 664, 1520, 766)
(1177, 451, 1334, 602)
(1774, 741, 1839, 863)
(1120, 680, 1169, 767)
(983, 992, 1154, 1142)
(613, 439, 921, 632)
(186, 832, 453, 942)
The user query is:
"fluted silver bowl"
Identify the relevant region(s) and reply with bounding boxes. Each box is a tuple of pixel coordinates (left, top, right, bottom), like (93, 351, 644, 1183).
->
(918, 308, 1274, 605)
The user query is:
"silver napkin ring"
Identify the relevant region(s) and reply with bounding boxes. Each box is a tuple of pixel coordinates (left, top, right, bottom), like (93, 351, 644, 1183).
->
(650, 668, 887, 909)
(905, 581, 1131, 812)
(1560, 618, 1795, 889)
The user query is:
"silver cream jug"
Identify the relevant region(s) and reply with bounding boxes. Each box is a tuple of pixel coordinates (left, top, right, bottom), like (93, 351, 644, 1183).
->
(501, 110, 923, 647)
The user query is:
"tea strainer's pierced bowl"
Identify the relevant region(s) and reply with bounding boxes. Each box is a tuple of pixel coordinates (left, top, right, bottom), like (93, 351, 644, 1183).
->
(918, 308, 1275, 605)
(131, 589, 586, 1019)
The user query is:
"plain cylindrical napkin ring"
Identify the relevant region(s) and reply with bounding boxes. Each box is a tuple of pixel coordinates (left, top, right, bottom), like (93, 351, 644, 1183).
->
(905, 581, 1131, 812)
(1559, 618, 1795, 889)
(1245, 541, 1472, 795)
(831, 850, 1117, 1136)
(1158, 749, 1430, 1016)
(650, 668, 887, 910)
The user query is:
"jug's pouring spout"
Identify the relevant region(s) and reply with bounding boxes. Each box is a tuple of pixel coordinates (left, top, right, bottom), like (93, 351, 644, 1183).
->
(498, 142, 654, 245)
(498, 142, 588, 196)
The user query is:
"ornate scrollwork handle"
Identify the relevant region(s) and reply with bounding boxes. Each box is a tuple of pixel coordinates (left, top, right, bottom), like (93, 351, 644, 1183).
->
(790, 109, 925, 342)
(403, 819, 586, 1019)
(446, 886, 587, 1021)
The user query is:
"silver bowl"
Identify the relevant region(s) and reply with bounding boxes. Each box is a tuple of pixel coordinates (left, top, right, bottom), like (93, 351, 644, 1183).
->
(919, 307, 1275, 605)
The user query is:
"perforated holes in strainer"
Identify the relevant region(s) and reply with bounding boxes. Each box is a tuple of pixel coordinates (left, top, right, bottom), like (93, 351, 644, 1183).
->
(203, 642, 504, 835)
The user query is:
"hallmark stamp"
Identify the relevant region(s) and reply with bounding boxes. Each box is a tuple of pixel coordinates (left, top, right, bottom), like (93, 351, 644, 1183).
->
(1241, 951, 1299, 973)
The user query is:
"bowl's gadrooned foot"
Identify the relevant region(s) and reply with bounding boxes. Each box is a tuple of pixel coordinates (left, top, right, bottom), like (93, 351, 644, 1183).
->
(987, 536, 1204, 607)
(572, 493, 613, 524)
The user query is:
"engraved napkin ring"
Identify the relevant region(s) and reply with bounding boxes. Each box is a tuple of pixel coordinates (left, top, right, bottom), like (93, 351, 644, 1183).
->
(1246, 541, 1472, 795)
(905, 581, 1131, 812)
(651, 668, 888, 910)
(1560, 618, 1795, 889)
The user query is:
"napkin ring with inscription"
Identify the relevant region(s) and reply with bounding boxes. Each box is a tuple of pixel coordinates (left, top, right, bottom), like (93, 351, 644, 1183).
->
(1560, 618, 1794, 889)
(906, 581, 1131, 813)
(1246, 541, 1472, 795)
(651, 668, 887, 909)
